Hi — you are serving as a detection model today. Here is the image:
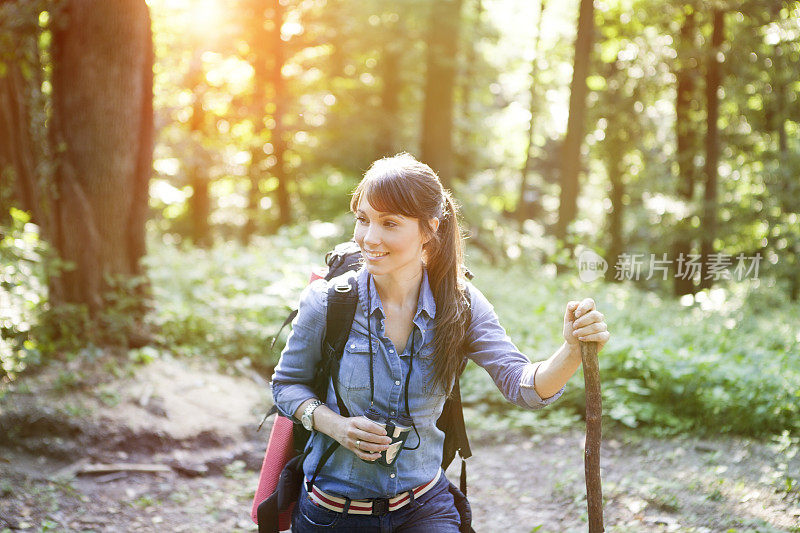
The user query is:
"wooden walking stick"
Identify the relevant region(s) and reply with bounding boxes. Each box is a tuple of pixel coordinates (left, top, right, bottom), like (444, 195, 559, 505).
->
(580, 340, 604, 532)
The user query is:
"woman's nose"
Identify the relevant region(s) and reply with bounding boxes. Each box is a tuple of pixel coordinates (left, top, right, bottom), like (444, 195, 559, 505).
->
(363, 225, 381, 246)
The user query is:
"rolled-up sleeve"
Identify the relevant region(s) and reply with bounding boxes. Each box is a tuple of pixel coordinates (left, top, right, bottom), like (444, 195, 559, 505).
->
(466, 283, 565, 410)
(270, 278, 328, 420)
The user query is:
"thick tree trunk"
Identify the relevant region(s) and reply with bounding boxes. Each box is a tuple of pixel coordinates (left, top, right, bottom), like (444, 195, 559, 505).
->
(50, 0, 153, 321)
(554, 0, 594, 242)
(672, 9, 698, 296)
(699, 9, 724, 290)
(421, 0, 463, 187)
(517, 0, 547, 230)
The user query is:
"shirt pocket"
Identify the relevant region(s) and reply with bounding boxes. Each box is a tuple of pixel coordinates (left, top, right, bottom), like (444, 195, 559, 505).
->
(418, 341, 448, 399)
(336, 337, 372, 392)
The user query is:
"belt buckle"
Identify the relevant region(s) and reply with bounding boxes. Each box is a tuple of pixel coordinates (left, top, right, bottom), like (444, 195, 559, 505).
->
(371, 498, 390, 516)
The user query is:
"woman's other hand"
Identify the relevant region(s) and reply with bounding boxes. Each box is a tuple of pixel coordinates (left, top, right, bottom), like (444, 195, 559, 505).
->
(335, 416, 392, 462)
(564, 298, 610, 353)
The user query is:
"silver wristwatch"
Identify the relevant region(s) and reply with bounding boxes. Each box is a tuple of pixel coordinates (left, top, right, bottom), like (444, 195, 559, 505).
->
(301, 400, 323, 431)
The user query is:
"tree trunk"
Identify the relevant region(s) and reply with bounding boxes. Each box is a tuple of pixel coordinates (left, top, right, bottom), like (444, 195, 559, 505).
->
(242, 0, 269, 244)
(672, 8, 698, 296)
(0, 65, 50, 233)
(268, 0, 291, 228)
(517, 0, 547, 230)
(50, 0, 153, 324)
(605, 171, 624, 284)
(699, 9, 724, 290)
(0, 2, 54, 236)
(376, 23, 402, 158)
(421, 0, 463, 187)
(186, 53, 212, 248)
(455, 0, 483, 181)
(554, 0, 594, 244)
(604, 130, 624, 283)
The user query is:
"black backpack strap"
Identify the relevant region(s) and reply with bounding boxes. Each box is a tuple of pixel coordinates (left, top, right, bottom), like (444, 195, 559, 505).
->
(305, 275, 359, 493)
(439, 376, 471, 497)
(269, 310, 298, 350)
(439, 285, 473, 497)
(324, 275, 359, 417)
(439, 373, 472, 469)
(257, 404, 279, 433)
(306, 438, 340, 493)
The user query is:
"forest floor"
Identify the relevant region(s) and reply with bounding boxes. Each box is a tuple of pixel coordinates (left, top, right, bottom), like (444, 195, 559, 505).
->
(0, 352, 798, 533)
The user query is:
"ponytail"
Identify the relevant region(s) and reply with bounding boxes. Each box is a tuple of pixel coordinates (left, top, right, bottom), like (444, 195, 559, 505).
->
(424, 192, 471, 395)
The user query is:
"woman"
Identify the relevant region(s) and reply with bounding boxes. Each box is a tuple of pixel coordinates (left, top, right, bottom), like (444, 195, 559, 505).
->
(271, 153, 610, 532)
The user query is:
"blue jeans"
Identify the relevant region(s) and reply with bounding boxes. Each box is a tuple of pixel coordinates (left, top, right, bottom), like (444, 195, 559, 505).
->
(290, 473, 461, 533)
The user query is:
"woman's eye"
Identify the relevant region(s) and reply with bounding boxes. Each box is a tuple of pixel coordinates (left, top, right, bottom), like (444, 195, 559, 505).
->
(384, 221, 397, 228)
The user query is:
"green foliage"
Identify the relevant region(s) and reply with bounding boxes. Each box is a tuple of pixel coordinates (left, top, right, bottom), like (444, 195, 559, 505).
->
(23, 274, 150, 363)
(142, 223, 346, 370)
(460, 259, 799, 438)
(1, 208, 156, 382)
(0, 208, 53, 379)
(142, 230, 797, 438)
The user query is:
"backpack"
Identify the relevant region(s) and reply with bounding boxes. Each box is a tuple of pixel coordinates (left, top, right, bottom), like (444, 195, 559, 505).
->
(251, 240, 475, 532)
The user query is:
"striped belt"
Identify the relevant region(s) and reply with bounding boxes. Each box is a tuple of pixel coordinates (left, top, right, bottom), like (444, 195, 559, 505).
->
(306, 469, 442, 515)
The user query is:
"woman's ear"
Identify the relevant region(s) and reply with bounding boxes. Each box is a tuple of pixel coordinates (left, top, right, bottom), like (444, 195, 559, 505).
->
(423, 217, 440, 247)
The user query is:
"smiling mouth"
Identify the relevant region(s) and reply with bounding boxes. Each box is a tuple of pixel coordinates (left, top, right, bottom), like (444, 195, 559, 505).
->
(364, 250, 389, 259)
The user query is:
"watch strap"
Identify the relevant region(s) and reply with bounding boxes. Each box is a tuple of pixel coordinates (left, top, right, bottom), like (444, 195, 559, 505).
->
(302, 399, 322, 430)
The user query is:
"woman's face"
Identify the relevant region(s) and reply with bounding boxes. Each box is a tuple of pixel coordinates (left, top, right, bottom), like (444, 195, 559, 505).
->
(353, 196, 428, 278)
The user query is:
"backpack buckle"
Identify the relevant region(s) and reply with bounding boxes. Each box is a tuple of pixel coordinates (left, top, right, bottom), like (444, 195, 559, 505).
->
(334, 281, 352, 293)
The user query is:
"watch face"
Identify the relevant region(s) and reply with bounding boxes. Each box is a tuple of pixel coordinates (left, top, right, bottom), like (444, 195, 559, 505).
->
(302, 402, 318, 430)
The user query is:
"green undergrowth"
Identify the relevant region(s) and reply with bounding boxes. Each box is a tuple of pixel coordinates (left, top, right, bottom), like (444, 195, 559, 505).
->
(5, 222, 798, 439)
(460, 260, 799, 439)
(142, 221, 349, 369)
(144, 230, 799, 438)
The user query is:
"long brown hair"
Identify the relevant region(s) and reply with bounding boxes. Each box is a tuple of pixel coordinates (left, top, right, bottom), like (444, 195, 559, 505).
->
(349, 153, 471, 394)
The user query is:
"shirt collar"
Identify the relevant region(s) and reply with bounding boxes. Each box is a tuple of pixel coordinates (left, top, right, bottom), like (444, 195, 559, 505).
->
(417, 268, 436, 319)
(356, 266, 437, 320)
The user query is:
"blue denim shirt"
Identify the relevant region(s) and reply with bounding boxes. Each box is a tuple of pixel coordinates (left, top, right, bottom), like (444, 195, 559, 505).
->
(271, 266, 564, 499)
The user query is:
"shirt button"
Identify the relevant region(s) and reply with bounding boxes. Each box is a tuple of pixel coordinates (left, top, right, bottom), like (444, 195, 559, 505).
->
(389, 348, 394, 353)
(390, 473, 396, 478)
(395, 380, 401, 386)
(391, 411, 396, 415)
(350, 343, 355, 349)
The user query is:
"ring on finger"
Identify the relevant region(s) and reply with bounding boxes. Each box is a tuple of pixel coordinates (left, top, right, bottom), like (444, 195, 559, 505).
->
(355, 439, 361, 450)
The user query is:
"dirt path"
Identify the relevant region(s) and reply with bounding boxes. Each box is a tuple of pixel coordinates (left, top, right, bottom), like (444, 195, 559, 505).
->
(1, 355, 797, 532)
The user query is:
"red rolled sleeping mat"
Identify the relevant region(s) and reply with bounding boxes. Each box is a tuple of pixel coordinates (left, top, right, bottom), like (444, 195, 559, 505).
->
(251, 414, 296, 529)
